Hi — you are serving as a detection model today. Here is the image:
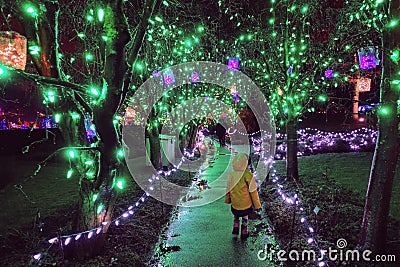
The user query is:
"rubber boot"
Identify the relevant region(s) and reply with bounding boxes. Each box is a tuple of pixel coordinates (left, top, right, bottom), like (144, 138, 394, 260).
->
(232, 219, 240, 234)
(241, 224, 249, 239)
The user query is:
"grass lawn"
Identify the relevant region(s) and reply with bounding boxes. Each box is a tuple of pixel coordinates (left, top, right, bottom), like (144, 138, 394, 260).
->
(0, 155, 80, 235)
(274, 152, 400, 220)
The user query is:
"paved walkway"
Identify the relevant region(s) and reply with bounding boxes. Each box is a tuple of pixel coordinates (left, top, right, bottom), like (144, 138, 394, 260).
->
(151, 143, 277, 267)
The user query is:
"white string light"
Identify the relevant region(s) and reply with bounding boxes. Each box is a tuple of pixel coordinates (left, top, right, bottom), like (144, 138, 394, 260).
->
(31, 126, 364, 265)
(31, 131, 209, 262)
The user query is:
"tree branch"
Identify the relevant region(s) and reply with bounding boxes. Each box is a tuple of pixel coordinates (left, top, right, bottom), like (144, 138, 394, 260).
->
(12, 69, 88, 95)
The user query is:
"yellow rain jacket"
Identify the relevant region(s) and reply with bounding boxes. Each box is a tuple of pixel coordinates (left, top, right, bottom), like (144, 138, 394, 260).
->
(225, 153, 261, 210)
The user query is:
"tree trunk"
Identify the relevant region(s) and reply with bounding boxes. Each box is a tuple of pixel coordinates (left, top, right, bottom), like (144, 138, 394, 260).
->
(187, 122, 198, 150)
(358, 2, 400, 253)
(149, 126, 161, 169)
(286, 117, 299, 182)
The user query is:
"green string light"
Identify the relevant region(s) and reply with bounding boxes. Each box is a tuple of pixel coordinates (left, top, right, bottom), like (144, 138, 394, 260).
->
(68, 150, 76, 158)
(390, 50, 399, 64)
(97, 204, 104, 214)
(90, 87, 100, 96)
(67, 169, 74, 179)
(0, 66, 7, 76)
(318, 95, 327, 102)
(54, 114, 61, 123)
(25, 5, 38, 17)
(116, 179, 125, 190)
(29, 45, 40, 55)
(97, 8, 105, 22)
(117, 149, 124, 158)
(379, 106, 390, 115)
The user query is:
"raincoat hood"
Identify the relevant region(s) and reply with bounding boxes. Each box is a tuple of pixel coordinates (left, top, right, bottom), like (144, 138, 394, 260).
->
(232, 153, 249, 171)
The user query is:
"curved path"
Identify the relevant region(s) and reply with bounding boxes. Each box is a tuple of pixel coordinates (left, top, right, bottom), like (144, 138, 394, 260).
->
(151, 144, 277, 267)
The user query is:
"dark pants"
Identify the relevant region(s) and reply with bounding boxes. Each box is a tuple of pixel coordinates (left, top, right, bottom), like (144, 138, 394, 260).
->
(231, 206, 253, 217)
(218, 134, 225, 147)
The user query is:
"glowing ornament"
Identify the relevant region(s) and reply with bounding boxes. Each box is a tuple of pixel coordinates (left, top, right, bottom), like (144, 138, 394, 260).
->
(191, 71, 199, 82)
(356, 77, 371, 92)
(227, 57, 239, 70)
(357, 46, 379, 70)
(152, 69, 160, 77)
(84, 114, 97, 142)
(287, 65, 293, 74)
(0, 31, 27, 70)
(163, 68, 175, 85)
(325, 69, 333, 78)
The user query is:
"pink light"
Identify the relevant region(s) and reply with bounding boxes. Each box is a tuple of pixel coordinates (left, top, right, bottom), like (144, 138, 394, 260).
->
(191, 71, 199, 82)
(325, 69, 333, 78)
(358, 47, 378, 70)
(163, 69, 175, 85)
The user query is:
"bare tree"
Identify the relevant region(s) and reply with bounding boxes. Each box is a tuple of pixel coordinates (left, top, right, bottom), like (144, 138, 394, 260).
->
(0, 0, 159, 258)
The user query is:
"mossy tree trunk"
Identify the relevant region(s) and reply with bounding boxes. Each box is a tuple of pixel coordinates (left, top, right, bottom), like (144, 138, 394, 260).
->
(358, 0, 400, 253)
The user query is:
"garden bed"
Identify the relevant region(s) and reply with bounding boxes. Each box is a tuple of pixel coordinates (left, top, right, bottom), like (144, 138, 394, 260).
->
(260, 153, 400, 266)
(0, 161, 194, 266)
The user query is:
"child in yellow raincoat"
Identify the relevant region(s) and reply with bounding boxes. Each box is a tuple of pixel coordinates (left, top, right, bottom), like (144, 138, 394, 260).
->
(225, 153, 261, 239)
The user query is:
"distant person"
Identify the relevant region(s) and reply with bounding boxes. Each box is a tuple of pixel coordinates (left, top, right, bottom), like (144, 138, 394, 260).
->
(215, 122, 226, 147)
(0, 116, 9, 130)
(225, 153, 261, 239)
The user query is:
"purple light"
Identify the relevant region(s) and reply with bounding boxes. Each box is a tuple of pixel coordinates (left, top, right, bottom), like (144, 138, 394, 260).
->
(228, 58, 239, 70)
(191, 71, 199, 82)
(152, 70, 160, 77)
(272, 128, 377, 159)
(325, 69, 333, 78)
(288, 66, 293, 74)
(358, 46, 378, 70)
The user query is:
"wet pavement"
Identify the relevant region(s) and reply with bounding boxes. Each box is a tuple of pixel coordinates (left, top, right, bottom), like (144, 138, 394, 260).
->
(151, 143, 277, 267)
